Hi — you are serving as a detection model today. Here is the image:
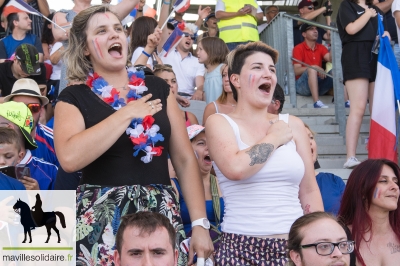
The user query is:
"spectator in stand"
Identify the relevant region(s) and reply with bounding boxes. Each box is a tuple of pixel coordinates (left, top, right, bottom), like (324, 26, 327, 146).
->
(41, 12, 54, 63)
(153, 64, 198, 125)
(52, 0, 144, 95)
(215, 0, 263, 51)
(293, 23, 332, 108)
(129, 16, 158, 69)
(0, 44, 46, 99)
(22, 0, 50, 38)
(0, 11, 43, 62)
(197, 13, 219, 43)
(114, 212, 178, 266)
(258, 5, 279, 33)
(0, 102, 57, 190)
(338, 159, 400, 266)
(287, 212, 353, 266)
(337, 0, 388, 169)
(0, 0, 10, 38)
(197, 37, 229, 104)
(206, 42, 323, 265)
(304, 123, 345, 216)
(166, 22, 175, 35)
(202, 64, 236, 125)
(267, 83, 285, 114)
(392, 0, 400, 67)
(293, 0, 332, 46)
(171, 125, 224, 235)
(55, 6, 212, 264)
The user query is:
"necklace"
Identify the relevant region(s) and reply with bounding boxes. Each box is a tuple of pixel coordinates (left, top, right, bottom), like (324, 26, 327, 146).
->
(87, 69, 164, 163)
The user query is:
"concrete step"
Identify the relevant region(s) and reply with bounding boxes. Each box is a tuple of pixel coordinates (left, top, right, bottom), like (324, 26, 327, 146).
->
(317, 156, 368, 169)
(281, 107, 370, 116)
(314, 134, 369, 146)
(317, 145, 368, 155)
(309, 124, 370, 134)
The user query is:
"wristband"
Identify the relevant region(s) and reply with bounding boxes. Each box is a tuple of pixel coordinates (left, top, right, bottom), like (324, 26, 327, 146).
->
(142, 50, 151, 57)
(163, 1, 170, 5)
(137, 9, 143, 12)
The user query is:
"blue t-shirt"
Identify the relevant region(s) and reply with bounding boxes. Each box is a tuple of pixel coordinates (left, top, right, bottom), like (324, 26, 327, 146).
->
(0, 33, 43, 60)
(31, 123, 59, 167)
(316, 172, 346, 216)
(0, 172, 25, 190)
(172, 177, 225, 234)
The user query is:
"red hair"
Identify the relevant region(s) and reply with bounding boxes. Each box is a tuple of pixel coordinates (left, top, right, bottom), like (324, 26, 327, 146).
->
(338, 159, 400, 266)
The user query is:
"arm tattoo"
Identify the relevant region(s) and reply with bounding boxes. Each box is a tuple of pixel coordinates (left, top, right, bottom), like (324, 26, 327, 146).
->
(387, 242, 400, 254)
(245, 143, 274, 166)
(304, 204, 311, 214)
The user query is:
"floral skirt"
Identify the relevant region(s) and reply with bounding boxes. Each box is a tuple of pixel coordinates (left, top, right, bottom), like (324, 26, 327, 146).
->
(75, 184, 187, 266)
(215, 232, 289, 266)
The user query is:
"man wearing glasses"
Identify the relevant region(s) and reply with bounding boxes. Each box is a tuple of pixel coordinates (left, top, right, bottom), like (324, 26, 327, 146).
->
(293, 0, 332, 46)
(287, 212, 353, 266)
(258, 5, 279, 33)
(0, 44, 46, 100)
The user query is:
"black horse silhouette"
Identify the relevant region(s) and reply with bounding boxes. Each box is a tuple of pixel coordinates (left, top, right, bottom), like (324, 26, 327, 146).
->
(13, 194, 66, 243)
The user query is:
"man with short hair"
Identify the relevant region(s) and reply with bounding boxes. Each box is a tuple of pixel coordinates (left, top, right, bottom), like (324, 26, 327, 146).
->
(287, 212, 353, 266)
(0, 11, 43, 62)
(293, 0, 332, 46)
(115, 211, 178, 266)
(258, 5, 279, 33)
(267, 83, 285, 114)
(293, 23, 332, 108)
(0, 44, 46, 98)
(0, 101, 57, 190)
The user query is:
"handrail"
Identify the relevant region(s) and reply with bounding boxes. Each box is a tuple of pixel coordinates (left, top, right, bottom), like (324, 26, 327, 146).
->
(283, 13, 338, 32)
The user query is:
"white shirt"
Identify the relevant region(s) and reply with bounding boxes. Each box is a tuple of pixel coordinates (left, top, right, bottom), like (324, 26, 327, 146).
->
(392, 0, 400, 46)
(162, 49, 206, 95)
(49, 42, 63, 80)
(130, 46, 153, 69)
(258, 22, 268, 33)
(215, 0, 262, 13)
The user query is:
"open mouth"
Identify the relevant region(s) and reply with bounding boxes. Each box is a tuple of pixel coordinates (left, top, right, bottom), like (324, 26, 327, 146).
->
(258, 83, 271, 94)
(108, 43, 122, 58)
(204, 155, 211, 163)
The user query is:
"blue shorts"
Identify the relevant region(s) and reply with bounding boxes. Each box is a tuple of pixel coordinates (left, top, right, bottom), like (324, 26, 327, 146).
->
(295, 69, 333, 96)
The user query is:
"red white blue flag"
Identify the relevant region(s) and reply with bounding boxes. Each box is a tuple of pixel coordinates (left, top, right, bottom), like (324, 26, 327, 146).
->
(3, 0, 41, 18)
(369, 14, 399, 162)
(160, 26, 184, 57)
(173, 0, 190, 13)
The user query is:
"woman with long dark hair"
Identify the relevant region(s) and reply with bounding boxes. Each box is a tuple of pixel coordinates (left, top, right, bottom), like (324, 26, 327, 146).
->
(338, 159, 400, 266)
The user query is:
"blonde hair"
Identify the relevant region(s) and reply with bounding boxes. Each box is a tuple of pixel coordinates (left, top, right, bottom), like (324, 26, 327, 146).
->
(303, 123, 316, 137)
(217, 64, 229, 104)
(64, 5, 122, 82)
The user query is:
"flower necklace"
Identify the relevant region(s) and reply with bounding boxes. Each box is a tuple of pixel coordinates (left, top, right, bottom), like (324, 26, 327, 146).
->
(87, 69, 164, 163)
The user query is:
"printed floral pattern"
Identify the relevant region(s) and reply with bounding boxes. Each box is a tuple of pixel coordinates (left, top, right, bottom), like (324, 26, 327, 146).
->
(76, 184, 187, 266)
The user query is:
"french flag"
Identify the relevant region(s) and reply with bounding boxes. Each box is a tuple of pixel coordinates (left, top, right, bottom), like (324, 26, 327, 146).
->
(3, 0, 41, 18)
(160, 27, 184, 57)
(173, 0, 190, 13)
(369, 14, 399, 162)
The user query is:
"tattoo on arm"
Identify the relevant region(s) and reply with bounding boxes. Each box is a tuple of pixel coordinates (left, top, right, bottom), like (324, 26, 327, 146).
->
(387, 242, 400, 254)
(304, 204, 311, 214)
(245, 143, 274, 166)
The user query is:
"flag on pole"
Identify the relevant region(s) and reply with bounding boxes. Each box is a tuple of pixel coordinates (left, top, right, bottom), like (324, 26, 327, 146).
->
(173, 0, 191, 13)
(3, 0, 41, 18)
(369, 14, 399, 162)
(159, 27, 184, 57)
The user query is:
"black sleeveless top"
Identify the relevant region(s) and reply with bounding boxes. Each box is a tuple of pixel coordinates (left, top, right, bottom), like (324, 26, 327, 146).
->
(57, 72, 171, 187)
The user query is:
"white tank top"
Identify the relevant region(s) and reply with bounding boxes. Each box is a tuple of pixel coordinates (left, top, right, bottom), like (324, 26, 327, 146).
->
(213, 113, 305, 236)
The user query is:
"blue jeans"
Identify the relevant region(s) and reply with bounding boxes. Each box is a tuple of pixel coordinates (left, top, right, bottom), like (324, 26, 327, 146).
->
(295, 70, 333, 97)
(226, 42, 251, 51)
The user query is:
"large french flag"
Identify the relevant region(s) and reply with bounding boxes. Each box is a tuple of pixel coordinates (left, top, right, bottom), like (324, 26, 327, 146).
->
(3, 0, 41, 18)
(160, 27, 184, 57)
(173, 0, 190, 13)
(369, 14, 399, 162)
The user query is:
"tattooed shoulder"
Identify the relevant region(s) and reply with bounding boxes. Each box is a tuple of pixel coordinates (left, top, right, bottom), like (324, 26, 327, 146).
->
(387, 242, 400, 254)
(245, 143, 274, 166)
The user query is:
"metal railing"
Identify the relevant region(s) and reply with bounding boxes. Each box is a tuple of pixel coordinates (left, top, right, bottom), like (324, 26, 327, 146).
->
(259, 12, 346, 137)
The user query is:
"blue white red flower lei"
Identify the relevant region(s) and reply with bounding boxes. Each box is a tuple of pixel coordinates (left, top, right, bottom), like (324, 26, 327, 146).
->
(87, 69, 164, 163)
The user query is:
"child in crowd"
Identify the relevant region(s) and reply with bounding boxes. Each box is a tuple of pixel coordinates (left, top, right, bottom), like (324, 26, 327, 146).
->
(0, 128, 25, 190)
(197, 37, 230, 104)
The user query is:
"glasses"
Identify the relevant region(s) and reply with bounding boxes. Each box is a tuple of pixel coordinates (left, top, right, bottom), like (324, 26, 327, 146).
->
(26, 103, 41, 114)
(301, 241, 354, 256)
(267, 10, 279, 14)
(183, 32, 196, 40)
(307, 6, 315, 10)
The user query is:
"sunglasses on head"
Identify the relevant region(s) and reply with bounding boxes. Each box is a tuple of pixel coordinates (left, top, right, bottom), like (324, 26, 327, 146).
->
(307, 5, 314, 10)
(26, 103, 41, 114)
(183, 32, 196, 40)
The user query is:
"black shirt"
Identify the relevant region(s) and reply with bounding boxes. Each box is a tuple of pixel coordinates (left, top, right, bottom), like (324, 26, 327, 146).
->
(379, 0, 398, 43)
(292, 15, 327, 46)
(0, 61, 47, 96)
(57, 73, 172, 187)
(337, 0, 385, 45)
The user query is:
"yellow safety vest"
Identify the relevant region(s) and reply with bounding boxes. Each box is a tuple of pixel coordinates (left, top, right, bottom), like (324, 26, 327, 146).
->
(217, 0, 259, 43)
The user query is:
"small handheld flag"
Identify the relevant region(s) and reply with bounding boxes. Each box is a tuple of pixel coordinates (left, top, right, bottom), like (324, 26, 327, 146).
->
(159, 27, 184, 57)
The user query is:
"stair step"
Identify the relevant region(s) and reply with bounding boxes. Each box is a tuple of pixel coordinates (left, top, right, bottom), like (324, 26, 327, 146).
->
(317, 145, 368, 155)
(309, 124, 370, 134)
(281, 108, 370, 116)
(317, 156, 368, 169)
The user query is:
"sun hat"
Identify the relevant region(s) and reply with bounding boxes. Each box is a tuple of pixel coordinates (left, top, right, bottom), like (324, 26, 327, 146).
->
(3, 78, 49, 105)
(187, 124, 205, 140)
